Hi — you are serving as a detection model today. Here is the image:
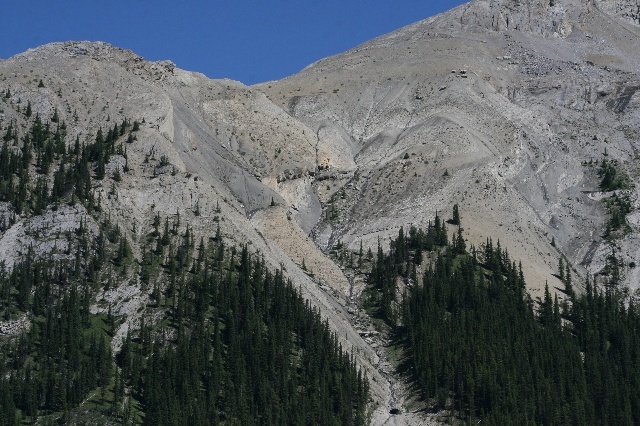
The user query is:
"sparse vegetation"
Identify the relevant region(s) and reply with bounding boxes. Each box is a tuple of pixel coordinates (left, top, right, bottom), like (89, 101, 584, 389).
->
(598, 158, 629, 191)
(603, 192, 632, 237)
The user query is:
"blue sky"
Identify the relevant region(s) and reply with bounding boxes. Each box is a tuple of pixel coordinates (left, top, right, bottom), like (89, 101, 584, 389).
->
(1, 1, 467, 85)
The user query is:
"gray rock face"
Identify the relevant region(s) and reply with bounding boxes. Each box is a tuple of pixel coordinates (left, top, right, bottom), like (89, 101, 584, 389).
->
(259, 0, 640, 298)
(1, 0, 640, 422)
(596, 0, 640, 26)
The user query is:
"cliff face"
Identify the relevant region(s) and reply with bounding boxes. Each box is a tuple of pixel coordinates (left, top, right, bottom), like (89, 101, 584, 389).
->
(453, 0, 639, 34)
(457, 0, 591, 35)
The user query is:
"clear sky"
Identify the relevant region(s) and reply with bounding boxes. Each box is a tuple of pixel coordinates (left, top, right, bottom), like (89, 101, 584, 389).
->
(1, 1, 468, 85)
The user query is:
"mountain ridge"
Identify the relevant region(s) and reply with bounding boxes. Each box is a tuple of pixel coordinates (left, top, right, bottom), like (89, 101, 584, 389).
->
(258, 0, 640, 296)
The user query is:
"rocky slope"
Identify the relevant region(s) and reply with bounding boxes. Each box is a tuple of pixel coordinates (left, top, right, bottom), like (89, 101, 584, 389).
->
(259, 0, 640, 298)
(0, 0, 639, 423)
(0, 39, 402, 422)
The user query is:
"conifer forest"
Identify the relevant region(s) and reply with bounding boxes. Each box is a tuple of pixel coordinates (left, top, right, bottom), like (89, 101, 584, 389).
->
(0, 111, 368, 425)
(366, 213, 640, 425)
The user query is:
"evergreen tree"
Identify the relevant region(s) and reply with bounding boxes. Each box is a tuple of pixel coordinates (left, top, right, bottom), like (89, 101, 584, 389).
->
(451, 203, 460, 225)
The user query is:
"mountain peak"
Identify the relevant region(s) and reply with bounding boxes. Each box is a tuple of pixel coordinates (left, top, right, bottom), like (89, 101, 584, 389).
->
(8, 41, 179, 84)
(435, 0, 639, 37)
(10, 41, 139, 62)
(462, 0, 587, 34)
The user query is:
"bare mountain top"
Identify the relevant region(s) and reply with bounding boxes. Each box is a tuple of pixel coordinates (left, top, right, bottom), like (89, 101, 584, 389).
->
(258, 0, 640, 297)
(455, 0, 639, 34)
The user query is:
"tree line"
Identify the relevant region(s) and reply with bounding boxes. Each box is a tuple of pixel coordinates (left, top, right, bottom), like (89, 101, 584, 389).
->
(367, 207, 640, 425)
(0, 105, 369, 424)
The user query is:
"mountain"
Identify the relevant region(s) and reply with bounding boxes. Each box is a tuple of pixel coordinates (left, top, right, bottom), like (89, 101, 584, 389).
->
(0, 40, 395, 424)
(0, 0, 639, 423)
(258, 0, 640, 295)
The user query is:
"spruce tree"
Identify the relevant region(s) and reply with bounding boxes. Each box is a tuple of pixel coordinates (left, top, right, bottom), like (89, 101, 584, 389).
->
(451, 203, 460, 225)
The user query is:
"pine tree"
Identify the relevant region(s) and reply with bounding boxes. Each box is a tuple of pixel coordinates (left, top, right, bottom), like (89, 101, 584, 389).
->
(451, 203, 460, 225)
(565, 262, 573, 296)
(455, 226, 466, 254)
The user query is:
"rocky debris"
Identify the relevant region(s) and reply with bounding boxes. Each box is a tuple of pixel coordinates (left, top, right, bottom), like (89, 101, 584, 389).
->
(520, 53, 558, 76)
(595, 0, 640, 26)
(0, 204, 97, 269)
(276, 166, 309, 183)
(0, 315, 30, 336)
